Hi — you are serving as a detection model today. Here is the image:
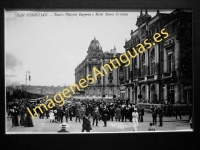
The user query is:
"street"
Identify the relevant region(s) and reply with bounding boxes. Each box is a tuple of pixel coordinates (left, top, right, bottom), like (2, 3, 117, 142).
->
(6, 112, 192, 133)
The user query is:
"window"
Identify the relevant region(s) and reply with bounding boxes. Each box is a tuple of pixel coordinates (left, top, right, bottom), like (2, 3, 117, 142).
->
(150, 49, 155, 75)
(168, 54, 172, 72)
(109, 80, 112, 84)
(109, 73, 113, 83)
(89, 65, 92, 72)
(133, 58, 137, 77)
(109, 72, 112, 78)
(98, 79, 101, 84)
(141, 54, 145, 76)
(119, 65, 123, 71)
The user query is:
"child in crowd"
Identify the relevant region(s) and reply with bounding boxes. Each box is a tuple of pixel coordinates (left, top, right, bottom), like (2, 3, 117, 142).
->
(49, 110, 55, 123)
(54, 109, 58, 123)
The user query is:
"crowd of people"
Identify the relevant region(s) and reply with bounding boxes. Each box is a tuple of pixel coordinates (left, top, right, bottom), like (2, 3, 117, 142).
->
(7, 101, 34, 127)
(7, 98, 193, 132)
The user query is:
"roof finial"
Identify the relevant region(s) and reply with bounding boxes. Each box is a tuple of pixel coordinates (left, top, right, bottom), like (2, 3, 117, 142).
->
(94, 36, 96, 40)
(140, 10, 143, 16)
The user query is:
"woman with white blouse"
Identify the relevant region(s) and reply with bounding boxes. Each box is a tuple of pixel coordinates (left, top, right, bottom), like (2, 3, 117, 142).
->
(132, 108, 139, 131)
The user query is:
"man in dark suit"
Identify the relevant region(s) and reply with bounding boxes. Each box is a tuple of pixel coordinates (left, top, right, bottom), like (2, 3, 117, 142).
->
(69, 105, 73, 121)
(140, 107, 144, 122)
(65, 105, 69, 122)
(158, 107, 163, 126)
(175, 103, 182, 119)
(151, 106, 158, 125)
(102, 107, 109, 127)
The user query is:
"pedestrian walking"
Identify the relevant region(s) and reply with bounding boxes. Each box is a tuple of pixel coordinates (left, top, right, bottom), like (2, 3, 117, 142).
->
(24, 105, 34, 127)
(19, 106, 26, 126)
(128, 105, 134, 122)
(132, 108, 138, 131)
(121, 105, 126, 122)
(82, 112, 92, 132)
(65, 105, 69, 122)
(109, 105, 115, 121)
(102, 107, 109, 127)
(175, 103, 182, 119)
(115, 106, 121, 121)
(140, 107, 144, 122)
(158, 107, 163, 127)
(92, 107, 100, 126)
(75, 106, 81, 123)
(54, 109, 58, 123)
(151, 106, 158, 125)
(49, 110, 55, 123)
(59, 107, 65, 123)
(137, 105, 141, 122)
(69, 105, 73, 121)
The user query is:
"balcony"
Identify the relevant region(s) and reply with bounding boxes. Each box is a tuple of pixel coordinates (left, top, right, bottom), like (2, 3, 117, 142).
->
(138, 77, 144, 81)
(162, 72, 171, 78)
(147, 75, 154, 80)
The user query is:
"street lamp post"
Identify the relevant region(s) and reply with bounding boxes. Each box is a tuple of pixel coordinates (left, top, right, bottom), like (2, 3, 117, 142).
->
(26, 70, 31, 99)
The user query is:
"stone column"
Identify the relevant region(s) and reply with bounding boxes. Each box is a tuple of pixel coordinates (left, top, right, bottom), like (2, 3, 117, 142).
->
(163, 48, 167, 72)
(175, 39, 180, 75)
(145, 49, 148, 75)
(180, 84, 184, 103)
(146, 83, 149, 101)
(163, 84, 167, 103)
(156, 82, 159, 102)
(137, 85, 140, 103)
(175, 84, 179, 103)
(130, 86, 133, 103)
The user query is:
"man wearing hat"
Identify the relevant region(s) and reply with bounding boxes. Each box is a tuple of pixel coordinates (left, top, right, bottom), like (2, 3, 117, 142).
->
(57, 122, 69, 132)
(102, 106, 109, 127)
(92, 107, 100, 126)
(109, 105, 115, 121)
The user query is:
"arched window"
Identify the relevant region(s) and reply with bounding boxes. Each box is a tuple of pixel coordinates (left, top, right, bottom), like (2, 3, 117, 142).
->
(141, 54, 145, 76)
(150, 49, 155, 75)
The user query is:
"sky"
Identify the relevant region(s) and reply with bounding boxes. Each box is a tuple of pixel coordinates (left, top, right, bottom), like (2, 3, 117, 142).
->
(5, 9, 173, 87)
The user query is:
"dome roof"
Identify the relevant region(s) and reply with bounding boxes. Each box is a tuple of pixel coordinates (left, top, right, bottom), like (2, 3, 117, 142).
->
(88, 37, 102, 51)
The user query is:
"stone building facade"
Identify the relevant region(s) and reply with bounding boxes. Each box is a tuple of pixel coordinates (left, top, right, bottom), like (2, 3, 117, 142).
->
(120, 9, 192, 104)
(74, 38, 122, 99)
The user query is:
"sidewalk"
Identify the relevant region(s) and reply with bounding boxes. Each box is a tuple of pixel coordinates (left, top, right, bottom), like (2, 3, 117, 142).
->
(6, 112, 192, 133)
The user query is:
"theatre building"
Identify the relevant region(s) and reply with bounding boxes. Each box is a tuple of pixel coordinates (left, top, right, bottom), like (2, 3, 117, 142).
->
(74, 38, 122, 99)
(121, 9, 192, 104)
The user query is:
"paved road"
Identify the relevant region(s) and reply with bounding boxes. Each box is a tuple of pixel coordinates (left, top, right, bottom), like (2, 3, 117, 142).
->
(6, 112, 192, 134)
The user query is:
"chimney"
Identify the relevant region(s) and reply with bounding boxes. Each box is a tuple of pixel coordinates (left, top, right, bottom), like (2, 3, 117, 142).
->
(113, 46, 116, 54)
(157, 10, 159, 14)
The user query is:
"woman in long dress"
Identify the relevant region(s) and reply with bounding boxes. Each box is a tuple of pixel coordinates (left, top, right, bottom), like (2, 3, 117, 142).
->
(24, 104, 34, 127)
(19, 106, 26, 126)
(132, 108, 138, 131)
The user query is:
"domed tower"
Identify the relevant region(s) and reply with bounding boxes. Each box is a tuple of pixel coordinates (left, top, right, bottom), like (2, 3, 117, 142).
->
(87, 37, 103, 54)
(85, 37, 103, 97)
